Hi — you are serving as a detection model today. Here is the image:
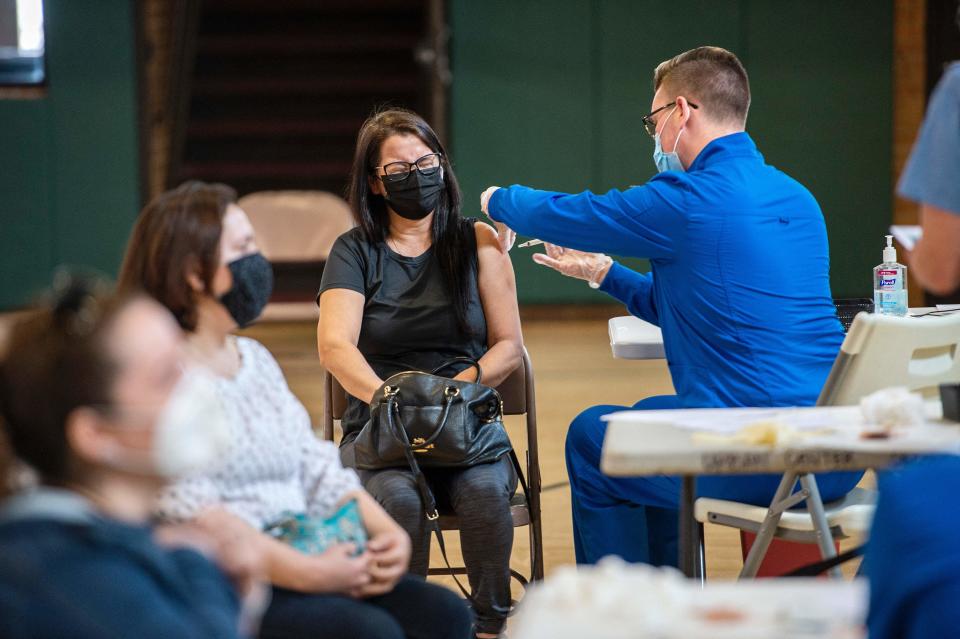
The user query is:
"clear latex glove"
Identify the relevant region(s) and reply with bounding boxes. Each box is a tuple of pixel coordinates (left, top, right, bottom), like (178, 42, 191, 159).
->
(493, 222, 516, 252)
(480, 186, 515, 252)
(480, 186, 500, 216)
(532, 243, 613, 287)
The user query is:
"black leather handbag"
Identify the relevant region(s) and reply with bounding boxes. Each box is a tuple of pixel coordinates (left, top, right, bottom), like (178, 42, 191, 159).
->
(351, 357, 526, 604)
(353, 357, 513, 472)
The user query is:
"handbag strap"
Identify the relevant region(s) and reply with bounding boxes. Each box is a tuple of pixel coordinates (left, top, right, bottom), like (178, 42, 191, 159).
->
(385, 396, 475, 603)
(387, 388, 457, 451)
(430, 357, 482, 384)
(384, 394, 528, 610)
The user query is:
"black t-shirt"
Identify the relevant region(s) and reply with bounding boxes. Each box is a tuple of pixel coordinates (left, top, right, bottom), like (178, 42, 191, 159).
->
(317, 223, 488, 439)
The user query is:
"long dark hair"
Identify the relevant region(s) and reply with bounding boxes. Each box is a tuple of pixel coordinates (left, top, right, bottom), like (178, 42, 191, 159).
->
(348, 108, 476, 334)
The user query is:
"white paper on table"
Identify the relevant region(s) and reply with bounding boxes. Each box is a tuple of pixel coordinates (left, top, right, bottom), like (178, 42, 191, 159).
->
(803, 423, 960, 453)
(889, 224, 922, 251)
(603, 407, 864, 434)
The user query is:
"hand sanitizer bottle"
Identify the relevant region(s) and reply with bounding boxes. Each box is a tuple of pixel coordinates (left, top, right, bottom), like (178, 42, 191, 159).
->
(874, 235, 908, 316)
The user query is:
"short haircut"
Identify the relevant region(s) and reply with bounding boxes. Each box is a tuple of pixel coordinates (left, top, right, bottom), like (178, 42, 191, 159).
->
(653, 46, 751, 127)
(118, 181, 236, 332)
(0, 277, 133, 484)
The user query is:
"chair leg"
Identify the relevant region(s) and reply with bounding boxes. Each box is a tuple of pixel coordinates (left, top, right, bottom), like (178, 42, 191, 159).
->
(740, 471, 798, 579)
(526, 450, 545, 582)
(696, 522, 706, 586)
(530, 515, 545, 581)
(798, 473, 842, 579)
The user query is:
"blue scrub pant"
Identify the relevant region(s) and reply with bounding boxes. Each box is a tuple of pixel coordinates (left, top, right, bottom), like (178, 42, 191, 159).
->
(566, 395, 864, 566)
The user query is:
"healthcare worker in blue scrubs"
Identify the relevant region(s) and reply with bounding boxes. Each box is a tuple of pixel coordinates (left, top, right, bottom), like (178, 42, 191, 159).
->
(480, 46, 862, 566)
(897, 4, 960, 296)
(866, 455, 960, 638)
(866, 10, 960, 637)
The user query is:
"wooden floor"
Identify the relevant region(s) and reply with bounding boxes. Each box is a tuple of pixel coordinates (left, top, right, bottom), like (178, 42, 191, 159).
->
(241, 317, 865, 593)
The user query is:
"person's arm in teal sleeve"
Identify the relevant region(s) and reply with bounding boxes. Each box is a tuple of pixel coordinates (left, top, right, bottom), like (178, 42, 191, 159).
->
(488, 180, 684, 259)
(599, 262, 659, 326)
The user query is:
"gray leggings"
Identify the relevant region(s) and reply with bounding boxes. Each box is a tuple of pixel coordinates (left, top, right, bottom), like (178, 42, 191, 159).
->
(343, 445, 517, 635)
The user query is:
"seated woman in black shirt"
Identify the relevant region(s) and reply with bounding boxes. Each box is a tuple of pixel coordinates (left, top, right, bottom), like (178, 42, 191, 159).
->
(317, 108, 523, 638)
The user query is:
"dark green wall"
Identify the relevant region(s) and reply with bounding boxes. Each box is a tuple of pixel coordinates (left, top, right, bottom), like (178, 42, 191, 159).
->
(451, 0, 892, 303)
(0, 0, 139, 309)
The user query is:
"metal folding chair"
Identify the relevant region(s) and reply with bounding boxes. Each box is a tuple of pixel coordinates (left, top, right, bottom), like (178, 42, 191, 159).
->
(322, 348, 545, 587)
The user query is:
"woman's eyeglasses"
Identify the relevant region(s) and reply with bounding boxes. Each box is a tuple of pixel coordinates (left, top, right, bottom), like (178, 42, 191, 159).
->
(374, 153, 442, 183)
(641, 101, 699, 138)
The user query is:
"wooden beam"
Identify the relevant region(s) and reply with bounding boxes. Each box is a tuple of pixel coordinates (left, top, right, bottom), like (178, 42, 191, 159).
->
(892, 0, 927, 306)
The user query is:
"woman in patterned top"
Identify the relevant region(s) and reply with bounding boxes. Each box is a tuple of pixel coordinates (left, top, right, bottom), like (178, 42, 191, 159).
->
(118, 181, 472, 639)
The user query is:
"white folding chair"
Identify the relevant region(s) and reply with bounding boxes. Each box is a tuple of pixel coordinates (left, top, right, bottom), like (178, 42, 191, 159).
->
(818, 311, 960, 404)
(697, 311, 960, 579)
(239, 190, 354, 320)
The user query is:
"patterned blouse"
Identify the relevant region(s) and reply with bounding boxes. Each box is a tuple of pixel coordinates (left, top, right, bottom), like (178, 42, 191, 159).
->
(158, 337, 360, 529)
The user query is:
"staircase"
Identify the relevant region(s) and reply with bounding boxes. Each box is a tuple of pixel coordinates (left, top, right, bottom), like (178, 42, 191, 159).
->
(175, 0, 431, 197)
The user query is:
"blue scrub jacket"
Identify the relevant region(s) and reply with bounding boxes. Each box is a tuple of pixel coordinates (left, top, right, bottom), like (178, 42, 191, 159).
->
(489, 132, 845, 409)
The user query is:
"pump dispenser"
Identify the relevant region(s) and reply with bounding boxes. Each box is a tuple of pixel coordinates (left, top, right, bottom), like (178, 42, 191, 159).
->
(874, 235, 908, 316)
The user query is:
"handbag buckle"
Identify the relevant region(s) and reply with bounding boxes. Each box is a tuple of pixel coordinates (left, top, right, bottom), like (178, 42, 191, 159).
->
(444, 386, 460, 398)
(384, 385, 399, 398)
(412, 437, 436, 453)
(484, 399, 505, 423)
(426, 509, 440, 521)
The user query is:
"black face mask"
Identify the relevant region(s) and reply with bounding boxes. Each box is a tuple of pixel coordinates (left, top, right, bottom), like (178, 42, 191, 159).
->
(382, 167, 445, 220)
(220, 252, 274, 328)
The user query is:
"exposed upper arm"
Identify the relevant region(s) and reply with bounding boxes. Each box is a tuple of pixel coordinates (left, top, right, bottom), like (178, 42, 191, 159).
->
(912, 204, 960, 295)
(317, 288, 366, 356)
(474, 221, 523, 348)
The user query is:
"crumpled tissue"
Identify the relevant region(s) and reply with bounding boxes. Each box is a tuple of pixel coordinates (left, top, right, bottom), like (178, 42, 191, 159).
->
(859, 386, 925, 432)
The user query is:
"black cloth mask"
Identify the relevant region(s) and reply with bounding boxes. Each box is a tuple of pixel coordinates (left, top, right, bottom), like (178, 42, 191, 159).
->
(383, 167, 445, 220)
(220, 252, 274, 328)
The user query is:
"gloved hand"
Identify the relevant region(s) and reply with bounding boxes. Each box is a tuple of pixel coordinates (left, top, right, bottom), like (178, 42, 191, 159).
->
(532, 243, 613, 287)
(493, 222, 516, 252)
(480, 186, 500, 216)
(480, 186, 515, 252)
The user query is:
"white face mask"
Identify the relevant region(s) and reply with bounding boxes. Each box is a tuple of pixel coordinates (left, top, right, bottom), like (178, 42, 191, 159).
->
(153, 367, 231, 477)
(100, 367, 230, 478)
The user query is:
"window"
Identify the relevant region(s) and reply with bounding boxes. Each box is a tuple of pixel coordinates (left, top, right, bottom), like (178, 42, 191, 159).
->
(0, 0, 45, 85)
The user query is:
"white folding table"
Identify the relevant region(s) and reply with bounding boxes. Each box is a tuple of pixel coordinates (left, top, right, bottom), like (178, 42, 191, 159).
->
(607, 308, 944, 361)
(608, 315, 665, 360)
(601, 403, 960, 578)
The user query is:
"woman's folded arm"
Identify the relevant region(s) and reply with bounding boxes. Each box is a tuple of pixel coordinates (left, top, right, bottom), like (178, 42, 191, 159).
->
(317, 288, 384, 404)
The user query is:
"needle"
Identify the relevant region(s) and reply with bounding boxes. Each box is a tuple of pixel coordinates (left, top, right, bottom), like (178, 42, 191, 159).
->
(518, 239, 544, 248)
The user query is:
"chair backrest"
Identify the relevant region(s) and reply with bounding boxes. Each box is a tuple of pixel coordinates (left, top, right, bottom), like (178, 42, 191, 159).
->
(323, 348, 535, 438)
(239, 190, 354, 262)
(818, 311, 960, 406)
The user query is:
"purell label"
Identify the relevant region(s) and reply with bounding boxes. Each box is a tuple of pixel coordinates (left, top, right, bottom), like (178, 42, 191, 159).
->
(878, 269, 900, 290)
